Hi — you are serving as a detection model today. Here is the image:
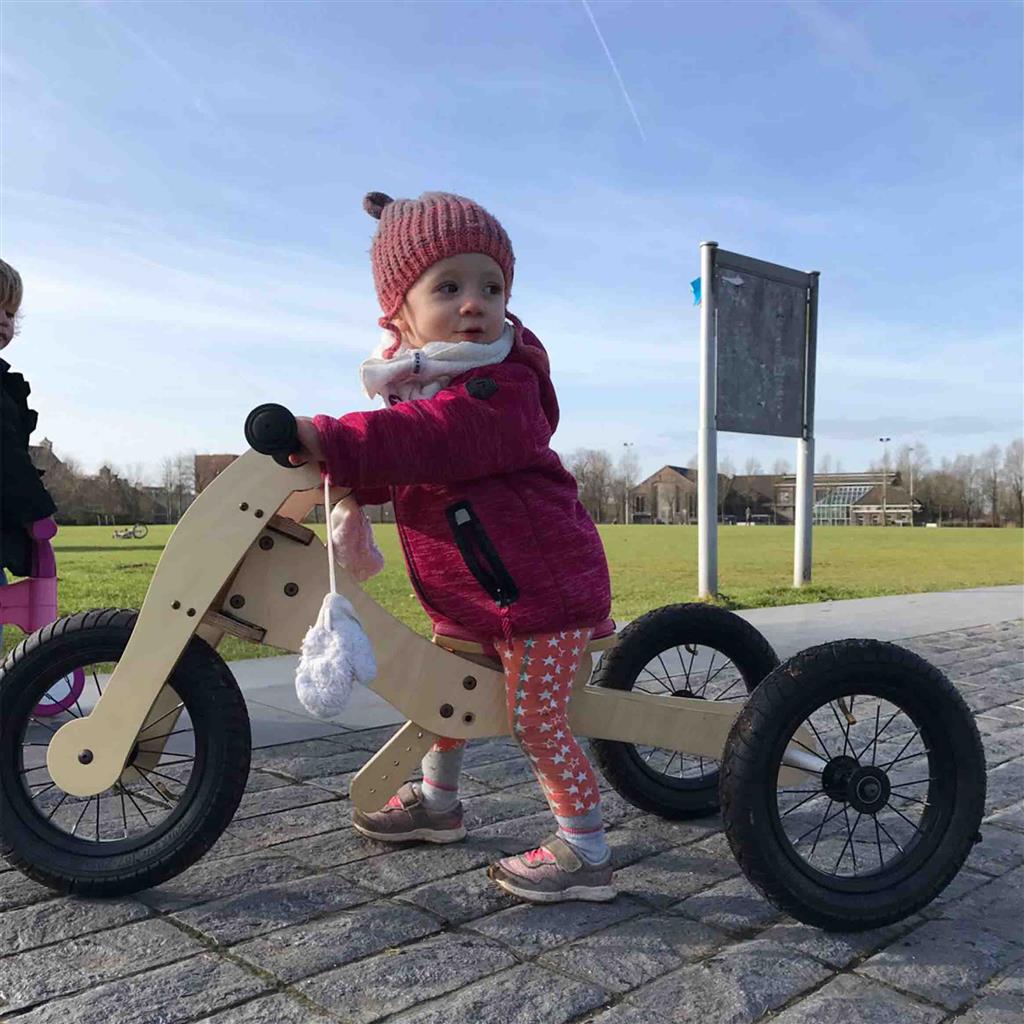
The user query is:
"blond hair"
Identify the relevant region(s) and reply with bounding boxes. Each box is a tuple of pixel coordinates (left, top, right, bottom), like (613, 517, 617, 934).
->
(0, 258, 23, 315)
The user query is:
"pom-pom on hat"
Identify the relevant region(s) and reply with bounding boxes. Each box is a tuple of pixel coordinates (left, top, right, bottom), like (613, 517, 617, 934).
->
(364, 191, 515, 341)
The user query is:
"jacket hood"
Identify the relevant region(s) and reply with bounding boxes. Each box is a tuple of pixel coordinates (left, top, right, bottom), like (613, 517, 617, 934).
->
(505, 321, 560, 434)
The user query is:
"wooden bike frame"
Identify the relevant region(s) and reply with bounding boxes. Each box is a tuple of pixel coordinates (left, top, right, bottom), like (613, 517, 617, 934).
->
(47, 451, 819, 809)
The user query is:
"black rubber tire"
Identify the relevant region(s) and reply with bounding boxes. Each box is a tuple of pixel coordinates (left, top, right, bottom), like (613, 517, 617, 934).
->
(0, 609, 251, 897)
(720, 639, 986, 932)
(589, 603, 779, 819)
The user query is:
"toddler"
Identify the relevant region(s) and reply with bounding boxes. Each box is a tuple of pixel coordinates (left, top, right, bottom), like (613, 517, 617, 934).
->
(293, 192, 614, 902)
(1, 258, 57, 585)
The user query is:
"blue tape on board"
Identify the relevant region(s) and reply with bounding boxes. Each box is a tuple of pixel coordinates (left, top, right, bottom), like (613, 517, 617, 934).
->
(691, 277, 701, 305)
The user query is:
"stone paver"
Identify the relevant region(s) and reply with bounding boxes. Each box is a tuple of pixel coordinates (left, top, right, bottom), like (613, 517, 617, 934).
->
(1, 617, 1021, 1023)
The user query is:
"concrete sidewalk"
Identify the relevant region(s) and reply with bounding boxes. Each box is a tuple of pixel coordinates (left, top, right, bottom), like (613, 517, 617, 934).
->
(230, 585, 1023, 747)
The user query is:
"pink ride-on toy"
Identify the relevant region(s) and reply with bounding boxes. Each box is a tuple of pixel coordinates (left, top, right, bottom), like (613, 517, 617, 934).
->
(0, 518, 85, 716)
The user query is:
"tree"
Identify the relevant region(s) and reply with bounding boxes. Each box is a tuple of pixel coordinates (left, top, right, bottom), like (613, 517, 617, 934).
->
(1003, 439, 1023, 527)
(566, 448, 615, 523)
(616, 444, 642, 523)
(772, 457, 791, 476)
(816, 452, 832, 474)
(743, 457, 763, 476)
(978, 445, 1002, 526)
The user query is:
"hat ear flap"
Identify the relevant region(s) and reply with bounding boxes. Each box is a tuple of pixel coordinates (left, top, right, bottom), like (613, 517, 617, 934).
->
(363, 192, 393, 220)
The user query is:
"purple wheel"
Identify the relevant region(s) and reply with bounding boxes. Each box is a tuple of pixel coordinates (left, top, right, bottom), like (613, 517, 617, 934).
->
(32, 667, 86, 717)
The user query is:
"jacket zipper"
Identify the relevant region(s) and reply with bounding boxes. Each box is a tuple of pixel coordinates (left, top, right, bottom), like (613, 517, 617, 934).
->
(445, 501, 520, 609)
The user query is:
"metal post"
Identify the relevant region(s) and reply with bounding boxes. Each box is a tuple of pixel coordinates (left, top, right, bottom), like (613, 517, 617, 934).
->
(908, 446, 915, 526)
(697, 241, 718, 598)
(794, 436, 814, 586)
(793, 272, 819, 587)
(879, 436, 891, 526)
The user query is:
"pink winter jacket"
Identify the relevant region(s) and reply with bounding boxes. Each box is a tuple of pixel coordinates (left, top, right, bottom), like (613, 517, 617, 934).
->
(313, 326, 611, 641)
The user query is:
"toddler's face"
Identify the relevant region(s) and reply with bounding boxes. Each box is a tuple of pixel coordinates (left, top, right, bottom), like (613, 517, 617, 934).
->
(0, 301, 19, 351)
(393, 253, 506, 349)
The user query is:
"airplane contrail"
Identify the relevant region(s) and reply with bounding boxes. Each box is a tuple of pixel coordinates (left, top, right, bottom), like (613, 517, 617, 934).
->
(580, 0, 647, 143)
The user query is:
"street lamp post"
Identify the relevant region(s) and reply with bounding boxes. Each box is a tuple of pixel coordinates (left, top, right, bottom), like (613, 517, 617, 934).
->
(622, 442, 634, 525)
(908, 445, 916, 527)
(879, 437, 891, 527)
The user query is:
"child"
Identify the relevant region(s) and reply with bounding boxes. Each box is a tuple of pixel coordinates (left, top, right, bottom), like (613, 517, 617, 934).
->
(1, 258, 57, 585)
(293, 192, 614, 903)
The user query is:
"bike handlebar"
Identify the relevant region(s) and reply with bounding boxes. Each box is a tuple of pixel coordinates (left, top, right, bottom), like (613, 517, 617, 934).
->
(244, 403, 301, 468)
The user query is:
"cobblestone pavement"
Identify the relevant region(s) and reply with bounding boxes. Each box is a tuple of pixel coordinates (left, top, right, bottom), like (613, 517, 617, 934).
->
(2, 621, 1022, 1023)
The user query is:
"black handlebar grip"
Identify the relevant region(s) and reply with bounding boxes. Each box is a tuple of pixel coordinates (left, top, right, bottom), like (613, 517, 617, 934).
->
(244, 403, 300, 468)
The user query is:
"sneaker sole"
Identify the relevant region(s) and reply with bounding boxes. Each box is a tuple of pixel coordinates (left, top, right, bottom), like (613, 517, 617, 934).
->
(488, 869, 616, 904)
(352, 821, 467, 844)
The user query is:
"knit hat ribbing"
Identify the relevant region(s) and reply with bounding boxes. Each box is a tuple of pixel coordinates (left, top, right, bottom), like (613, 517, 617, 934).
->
(364, 191, 515, 336)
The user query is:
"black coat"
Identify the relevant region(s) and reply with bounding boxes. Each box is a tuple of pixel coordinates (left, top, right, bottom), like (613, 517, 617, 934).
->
(1, 358, 57, 577)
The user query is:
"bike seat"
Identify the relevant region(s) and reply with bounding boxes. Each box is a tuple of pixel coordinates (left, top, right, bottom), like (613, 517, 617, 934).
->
(431, 617, 617, 660)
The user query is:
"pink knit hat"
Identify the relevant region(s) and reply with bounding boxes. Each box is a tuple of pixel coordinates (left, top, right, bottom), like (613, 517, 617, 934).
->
(363, 191, 515, 347)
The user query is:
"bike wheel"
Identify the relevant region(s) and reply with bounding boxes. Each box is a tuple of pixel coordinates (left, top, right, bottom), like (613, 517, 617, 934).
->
(720, 639, 986, 932)
(131, 524, 149, 539)
(0, 609, 251, 896)
(589, 604, 778, 819)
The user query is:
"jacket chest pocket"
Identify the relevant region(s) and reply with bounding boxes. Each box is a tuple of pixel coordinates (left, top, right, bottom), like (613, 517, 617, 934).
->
(445, 501, 519, 608)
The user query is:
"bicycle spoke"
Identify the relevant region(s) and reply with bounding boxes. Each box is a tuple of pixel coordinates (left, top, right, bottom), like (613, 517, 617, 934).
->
(141, 765, 190, 788)
(870, 704, 881, 765)
(134, 765, 175, 808)
(888, 803, 924, 830)
(880, 729, 921, 773)
(890, 793, 930, 808)
(834, 807, 862, 873)
(700, 651, 717, 697)
(71, 797, 92, 836)
(887, 749, 932, 769)
(780, 791, 825, 817)
(877, 816, 904, 854)
(793, 800, 841, 848)
(873, 815, 884, 869)
(137, 727, 193, 746)
(118, 783, 153, 827)
(890, 778, 933, 788)
(45, 791, 69, 821)
(714, 677, 745, 700)
(854, 706, 902, 761)
(137, 702, 185, 737)
(805, 715, 834, 761)
(93, 669, 104, 699)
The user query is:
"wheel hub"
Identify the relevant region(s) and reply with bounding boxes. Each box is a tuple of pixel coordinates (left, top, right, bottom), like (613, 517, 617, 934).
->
(847, 765, 891, 814)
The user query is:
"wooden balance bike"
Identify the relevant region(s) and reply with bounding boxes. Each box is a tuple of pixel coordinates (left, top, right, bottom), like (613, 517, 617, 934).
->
(0, 406, 986, 932)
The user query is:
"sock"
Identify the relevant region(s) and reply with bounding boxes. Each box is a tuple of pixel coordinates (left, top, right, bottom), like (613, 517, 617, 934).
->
(555, 805, 610, 864)
(418, 741, 465, 812)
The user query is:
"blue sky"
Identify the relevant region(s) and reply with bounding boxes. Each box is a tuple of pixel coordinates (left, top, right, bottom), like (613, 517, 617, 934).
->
(3, 0, 1021, 483)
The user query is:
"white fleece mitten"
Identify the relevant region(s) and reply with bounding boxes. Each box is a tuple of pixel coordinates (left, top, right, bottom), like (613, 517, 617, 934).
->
(295, 592, 377, 719)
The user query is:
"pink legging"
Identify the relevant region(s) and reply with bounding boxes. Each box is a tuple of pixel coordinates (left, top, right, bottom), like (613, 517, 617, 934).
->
(432, 629, 601, 820)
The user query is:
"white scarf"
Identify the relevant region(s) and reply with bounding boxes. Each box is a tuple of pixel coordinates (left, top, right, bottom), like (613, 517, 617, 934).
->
(360, 323, 514, 406)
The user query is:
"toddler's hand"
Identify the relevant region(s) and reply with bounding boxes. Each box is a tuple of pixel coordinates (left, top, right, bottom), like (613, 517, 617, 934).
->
(289, 416, 326, 466)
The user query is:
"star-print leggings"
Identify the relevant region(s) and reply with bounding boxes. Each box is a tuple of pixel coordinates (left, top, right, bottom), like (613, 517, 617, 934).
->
(430, 628, 605, 846)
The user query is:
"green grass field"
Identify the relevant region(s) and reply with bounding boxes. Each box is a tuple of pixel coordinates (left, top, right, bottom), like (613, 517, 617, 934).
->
(2, 523, 1020, 662)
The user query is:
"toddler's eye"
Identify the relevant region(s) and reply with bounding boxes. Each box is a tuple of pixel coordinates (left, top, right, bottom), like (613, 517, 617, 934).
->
(486, 284, 503, 296)
(437, 282, 458, 295)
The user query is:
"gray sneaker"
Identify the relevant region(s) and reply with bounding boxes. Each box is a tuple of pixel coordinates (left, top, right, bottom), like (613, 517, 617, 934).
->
(487, 835, 615, 903)
(352, 782, 466, 844)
